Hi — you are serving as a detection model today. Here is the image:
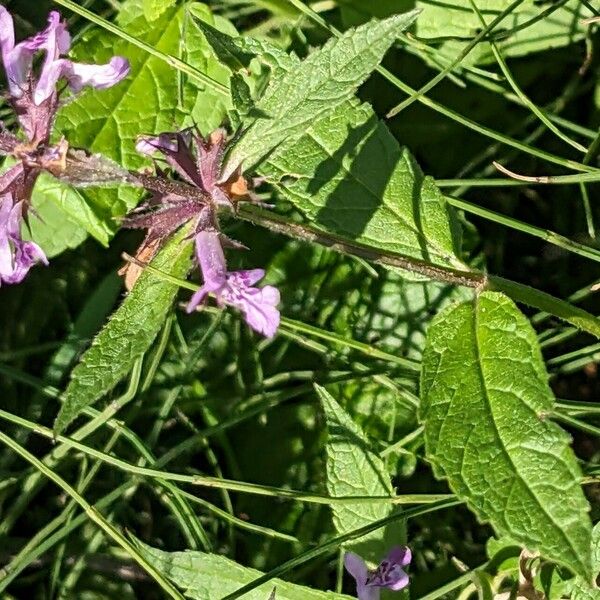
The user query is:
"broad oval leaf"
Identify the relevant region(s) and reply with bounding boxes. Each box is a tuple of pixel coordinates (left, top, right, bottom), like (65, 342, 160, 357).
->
(28, 174, 105, 255)
(420, 291, 592, 581)
(135, 539, 352, 599)
(317, 385, 404, 563)
(223, 11, 420, 177)
(54, 232, 192, 435)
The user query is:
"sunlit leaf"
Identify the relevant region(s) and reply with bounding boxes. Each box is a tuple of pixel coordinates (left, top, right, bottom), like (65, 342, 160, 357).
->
(420, 291, 592, 580)
(54, 231, 192, 434)
(317, 385, 404, 563)
(134, 539, 352, 599)
(223, 11, 420, 176)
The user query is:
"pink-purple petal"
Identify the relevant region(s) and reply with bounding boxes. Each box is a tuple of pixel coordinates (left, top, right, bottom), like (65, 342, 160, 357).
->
(344, 552, 368, 584)
(191, 231, 280, 337)
(387, 571, 409, 592)
(64, 56, 130, 92)
(0, 195, 47, 285)
(387, 546, 412, 568)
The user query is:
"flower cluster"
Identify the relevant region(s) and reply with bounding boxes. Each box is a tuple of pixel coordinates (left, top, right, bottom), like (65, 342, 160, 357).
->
(0, 8, 280, 337)
(0, 8, 129, 285)
(344, 546, 412, 600)
(125, 129, 280, 338)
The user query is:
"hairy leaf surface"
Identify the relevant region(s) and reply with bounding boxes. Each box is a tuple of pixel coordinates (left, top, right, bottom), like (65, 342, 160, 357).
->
(198, 24, 464, 270)
(135, 540, 352, 599)
(317, 385, 403, 562)
(262, 98, 464, 268)
(573, 523, 600, 600)
(223, 11, 420, 176)
(54, 233, 192, 434)
(420, 291, 592, 580)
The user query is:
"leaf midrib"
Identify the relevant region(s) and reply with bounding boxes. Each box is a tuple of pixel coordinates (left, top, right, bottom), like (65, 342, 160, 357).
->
(471, 295, 587, 577)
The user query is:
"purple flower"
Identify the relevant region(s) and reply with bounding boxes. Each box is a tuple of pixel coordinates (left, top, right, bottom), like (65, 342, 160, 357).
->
(0, 7, 130, 286)
(0, 184, 47, 285)
(187, 230, 280, 338)
(344, 547, 412, 600)
(126, 128, 280, 338)
(135, 128, 253, 207)
(0, 7, 129, 143)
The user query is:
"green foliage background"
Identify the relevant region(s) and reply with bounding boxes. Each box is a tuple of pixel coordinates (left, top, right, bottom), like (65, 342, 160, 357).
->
(1, 0, 600, 598)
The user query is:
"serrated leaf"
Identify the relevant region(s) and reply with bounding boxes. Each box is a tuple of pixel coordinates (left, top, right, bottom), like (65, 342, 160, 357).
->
(572, 523, 600, 600)
(190, 8, 255, 71)
(223, 11, 420, 176)
(53, 232, 192, 435)
(56, 1, 231, 239)
(420, 291, 592, 580)
(133, 539, 352, 599)
(197, 22, 463, 269)
(317, 385, 403, 563)
(262, 98, 464, 268)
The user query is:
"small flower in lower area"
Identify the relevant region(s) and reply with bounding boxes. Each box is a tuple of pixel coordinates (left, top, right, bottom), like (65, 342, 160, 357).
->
(0, 7, 129, 285)
(126, 128, 281, 338)
(344, 547, 412, 600)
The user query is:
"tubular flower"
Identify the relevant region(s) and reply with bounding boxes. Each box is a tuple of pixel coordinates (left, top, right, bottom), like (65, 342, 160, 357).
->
(344, 547, 412, 600)
(125, 128, 280, 337)
(0, 189, 47, 285)
(187, 231, 280, 338)
(0, 7, 129, 144)
(0, 7, 129, 285)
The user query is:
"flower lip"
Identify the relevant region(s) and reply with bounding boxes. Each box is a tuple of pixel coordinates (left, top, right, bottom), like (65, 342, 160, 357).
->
(0, 6, 130, 109)
(344, 546, 411, 600)
(186, 231, 280, 338)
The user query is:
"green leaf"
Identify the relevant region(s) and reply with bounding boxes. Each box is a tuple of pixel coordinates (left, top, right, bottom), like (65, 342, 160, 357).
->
(420, 291, 592, 581)
(142, 0, 175, 21)
(53, 232, 192, 435)
(340, 0, 413, 27)
(223, 11, 420, 176)
(27, 173, 109, 255)
(133, 539, 352, 599)
(317, 385, 403, 563)
(572, 523, 600, 600)
(261, 98, 464, 268)
(423, 1, 586, 63)
(342, 1, 588, 62)
(197, 22, 463, 269)
(56, 0, 231, 239)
